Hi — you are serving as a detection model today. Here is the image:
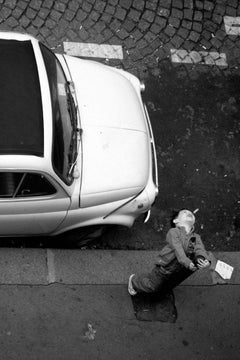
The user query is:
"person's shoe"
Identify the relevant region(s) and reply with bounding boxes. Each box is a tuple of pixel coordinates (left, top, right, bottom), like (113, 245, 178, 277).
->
(128, 274, 137, 296)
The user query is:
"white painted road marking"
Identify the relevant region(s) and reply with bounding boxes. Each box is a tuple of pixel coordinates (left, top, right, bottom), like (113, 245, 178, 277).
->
(224, 16, 240, 35)
(171, 49, 228, 66)
(63, 42, 123, 59)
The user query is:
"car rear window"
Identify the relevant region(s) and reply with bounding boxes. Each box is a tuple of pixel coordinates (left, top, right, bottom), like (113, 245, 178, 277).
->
(0, 39, 43, 156)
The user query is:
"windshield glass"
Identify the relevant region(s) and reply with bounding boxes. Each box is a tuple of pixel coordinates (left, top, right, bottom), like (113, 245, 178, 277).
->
(40, 43, 77, 185)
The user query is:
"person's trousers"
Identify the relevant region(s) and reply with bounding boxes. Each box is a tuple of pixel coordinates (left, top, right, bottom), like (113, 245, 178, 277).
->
(132, 263, 193, 294)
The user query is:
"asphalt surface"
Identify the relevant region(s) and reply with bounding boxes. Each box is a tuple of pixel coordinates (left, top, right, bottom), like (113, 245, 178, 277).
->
(0, 248, 238, 360)
(0, 0, 239, 251)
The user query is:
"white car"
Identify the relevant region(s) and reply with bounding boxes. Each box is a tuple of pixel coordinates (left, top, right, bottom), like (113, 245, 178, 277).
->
(0, 32, 158, 237)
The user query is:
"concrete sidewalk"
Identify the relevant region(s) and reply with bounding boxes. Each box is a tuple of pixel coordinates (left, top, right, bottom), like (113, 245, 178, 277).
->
(0, 248, 238, 285)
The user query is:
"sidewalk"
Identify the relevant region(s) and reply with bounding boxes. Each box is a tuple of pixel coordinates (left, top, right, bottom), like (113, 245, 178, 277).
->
(0, 248, 238, 285)
(0, 249, 239, 360)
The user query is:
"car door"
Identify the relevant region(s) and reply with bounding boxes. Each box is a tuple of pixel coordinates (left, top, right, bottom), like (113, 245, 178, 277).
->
(0, 172, 70, 236)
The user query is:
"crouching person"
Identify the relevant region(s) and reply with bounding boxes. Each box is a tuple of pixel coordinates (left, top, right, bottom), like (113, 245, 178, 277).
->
(128, 209, 211, 296)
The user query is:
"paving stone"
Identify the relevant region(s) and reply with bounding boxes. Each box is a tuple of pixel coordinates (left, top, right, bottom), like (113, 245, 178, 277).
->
(42, 0, 53, 9)
(19, 15, 31, 28)
(189, 30, 200, 42)
(68, 0, 79, 12)
(202, 29, 212, 40)
(109, 18, 121, 32)
(119, 0, 132, 10)
(132, 0, 144, 11)
(1, 7, 12, 19)
(194, 10, 203, 21)
(12, 8, 24, 19)
(26, 24, 39, 37)
(89, 10, 100, 22)
(149, 37, 163, 51)
(210, 37, 222, 49)
(212, 13, 222, 24)
(160, 0, 171, 8)
(155, 16, 167, 29)
(157, 8, 170, 18)
(39, 26, 51, 38)
(139, 19, 151, 31)
(183, 40, 195, 51)
(82, 18, 95, 30)
(137, 38, 148, 49)
(150, 23, 162, 34)
(116, 28, 129, 39)
(123, 19, 136, 32)
(171, 8, 183, 19)
(164, 25, 176, 37)
(142, 10, 155, 23)
(64, 9, 75, 22)
(101, 13, 113, 23)
(105, 5, 115, 15)
(195, 0, 203, 9)
(226, 6, 237, 16)
(131, 29, 143, 41)
(215, 4, 225, 15)
(76, 9, 87, 22)
(171, 34, 185, 48)
(32, 16, 45, 28)
(140, 46, 154, 57)
(124, 36, 136, 48)
(50, 9, 62, 22)
(54, 2, 66, 13)
(66, 29, 78, 40)
(82, 2, 92, 13)
(184, 9, 193, 20)
(128, 9, 141, 22)
(146, 1, 158, 11)
(45, 18, 56, 29)
(182, 20, 192, 29)
(215, 29, 226, 41)
(168, 17, 180, 28)
(204, 20, 217, 32)
(30, 0, 43, 11)
(6, 16, 18, 27)
(172, 0, 183, 9)
(204, 1, 214, 11)
(26, 8, 38, 20)
(200, 38, 212, 50)
(177, 27, 189, 39)
(115, 6, 127, 21)
(4, 0, 17, 9)
(17, 1, 28, 10)
(94, 1, 106, 12)
(193, 22, 202, 33)
(128, 49, 143, 61)
(78, 27, 89, 41)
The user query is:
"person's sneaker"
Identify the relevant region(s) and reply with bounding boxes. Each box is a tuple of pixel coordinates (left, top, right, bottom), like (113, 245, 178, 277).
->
(128, 274, 137, 296)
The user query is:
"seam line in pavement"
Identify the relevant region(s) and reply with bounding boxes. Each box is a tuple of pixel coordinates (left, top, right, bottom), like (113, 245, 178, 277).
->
(46, 249, 56, 284)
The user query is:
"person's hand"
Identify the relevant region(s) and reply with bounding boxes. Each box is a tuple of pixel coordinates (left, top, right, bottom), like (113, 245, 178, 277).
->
(196, 259, 210, 269)
(189, 262, 197, 271)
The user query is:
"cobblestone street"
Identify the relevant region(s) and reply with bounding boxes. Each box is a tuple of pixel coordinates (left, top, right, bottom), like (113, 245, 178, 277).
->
(0, 0, 240, 251)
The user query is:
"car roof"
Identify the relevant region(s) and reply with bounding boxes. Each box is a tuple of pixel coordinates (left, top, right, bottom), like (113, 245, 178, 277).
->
(0, 37, 43, 156)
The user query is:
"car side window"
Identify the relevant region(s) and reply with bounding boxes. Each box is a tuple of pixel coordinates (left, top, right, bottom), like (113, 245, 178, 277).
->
(0, 173, 56, 198)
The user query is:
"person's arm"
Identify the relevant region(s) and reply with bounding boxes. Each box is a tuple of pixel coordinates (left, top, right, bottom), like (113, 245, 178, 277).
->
(166, 229, 195, 269)
(194, 235, 210, 268)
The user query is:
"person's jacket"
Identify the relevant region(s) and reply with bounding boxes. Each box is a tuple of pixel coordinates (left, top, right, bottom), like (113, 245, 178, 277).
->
(156, 226, 210, 269)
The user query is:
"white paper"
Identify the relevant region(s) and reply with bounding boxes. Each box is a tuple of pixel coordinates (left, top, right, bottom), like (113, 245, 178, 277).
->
(215, 260, 234, 280)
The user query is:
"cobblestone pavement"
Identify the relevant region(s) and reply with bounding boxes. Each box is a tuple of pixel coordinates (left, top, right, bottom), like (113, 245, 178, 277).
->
(0, 0, 240, 251)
